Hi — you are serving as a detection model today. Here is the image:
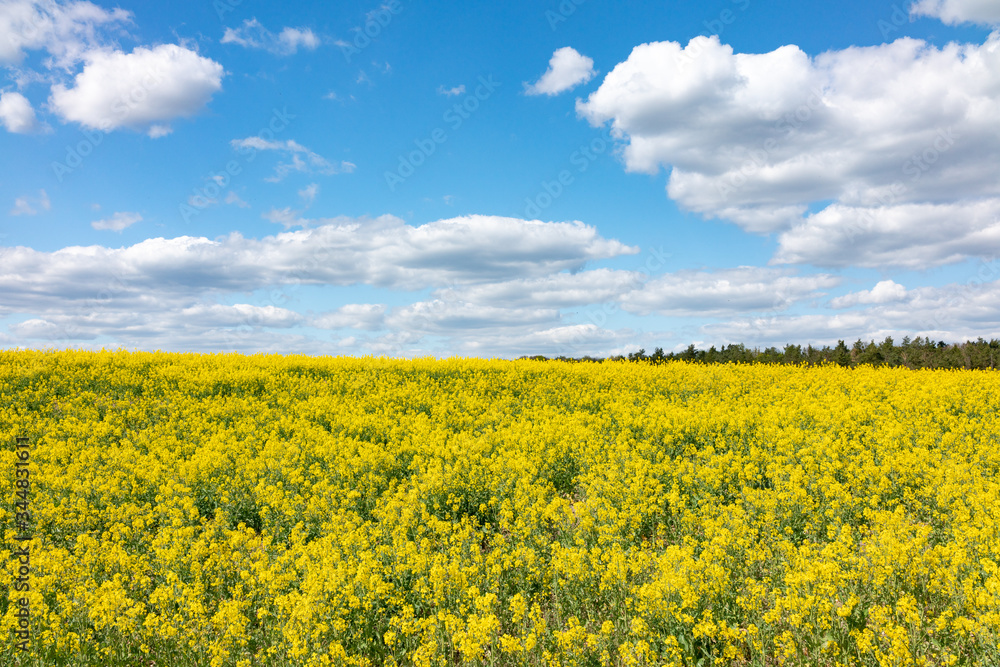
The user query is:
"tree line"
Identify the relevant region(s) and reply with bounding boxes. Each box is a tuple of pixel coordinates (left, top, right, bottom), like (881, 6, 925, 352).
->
(522, 336, 1000, 370)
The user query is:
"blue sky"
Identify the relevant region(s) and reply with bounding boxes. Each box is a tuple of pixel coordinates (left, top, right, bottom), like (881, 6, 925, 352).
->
(1, 0, 999, 357)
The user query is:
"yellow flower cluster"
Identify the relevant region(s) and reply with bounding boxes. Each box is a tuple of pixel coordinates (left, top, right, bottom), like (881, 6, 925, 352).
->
(1, 350, 999, 665)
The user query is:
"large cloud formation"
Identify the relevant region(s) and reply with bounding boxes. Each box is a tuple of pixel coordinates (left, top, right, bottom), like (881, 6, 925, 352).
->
(0, 215, 640, 351)
(3, 212, 997, 355)
(577, 33, 1000, 267)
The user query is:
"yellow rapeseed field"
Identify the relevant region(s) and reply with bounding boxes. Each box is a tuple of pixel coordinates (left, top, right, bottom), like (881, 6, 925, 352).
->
(2, 349, 999, 666)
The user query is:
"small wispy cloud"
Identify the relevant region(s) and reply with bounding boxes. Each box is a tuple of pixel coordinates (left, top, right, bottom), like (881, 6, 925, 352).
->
(262, 207, 302, 229)
(225, 191, 250, 208)
(299, 183, 319, 205)
(91, 211, 142, 232)
(10, 190, 50, 216)
(230, 137, 355, 182)
(222, 19, 320, 56)
(187, 194, 217, 207)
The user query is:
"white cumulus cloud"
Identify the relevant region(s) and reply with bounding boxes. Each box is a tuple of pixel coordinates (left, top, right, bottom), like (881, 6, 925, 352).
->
(702, 274, 1000, 349)
(577, 34, 1000, 267)
(830, 280, 909, 309)
(773, 199, 1000, 268)
(440, 269, 647, 310)
(525, 46, 595, 96)
(0, 90, 38, 132)
(179, 303, 303, 328)
(619, 267, 839, 317)
(312, 304, 387, 330)
(49, 44, 224, 136)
